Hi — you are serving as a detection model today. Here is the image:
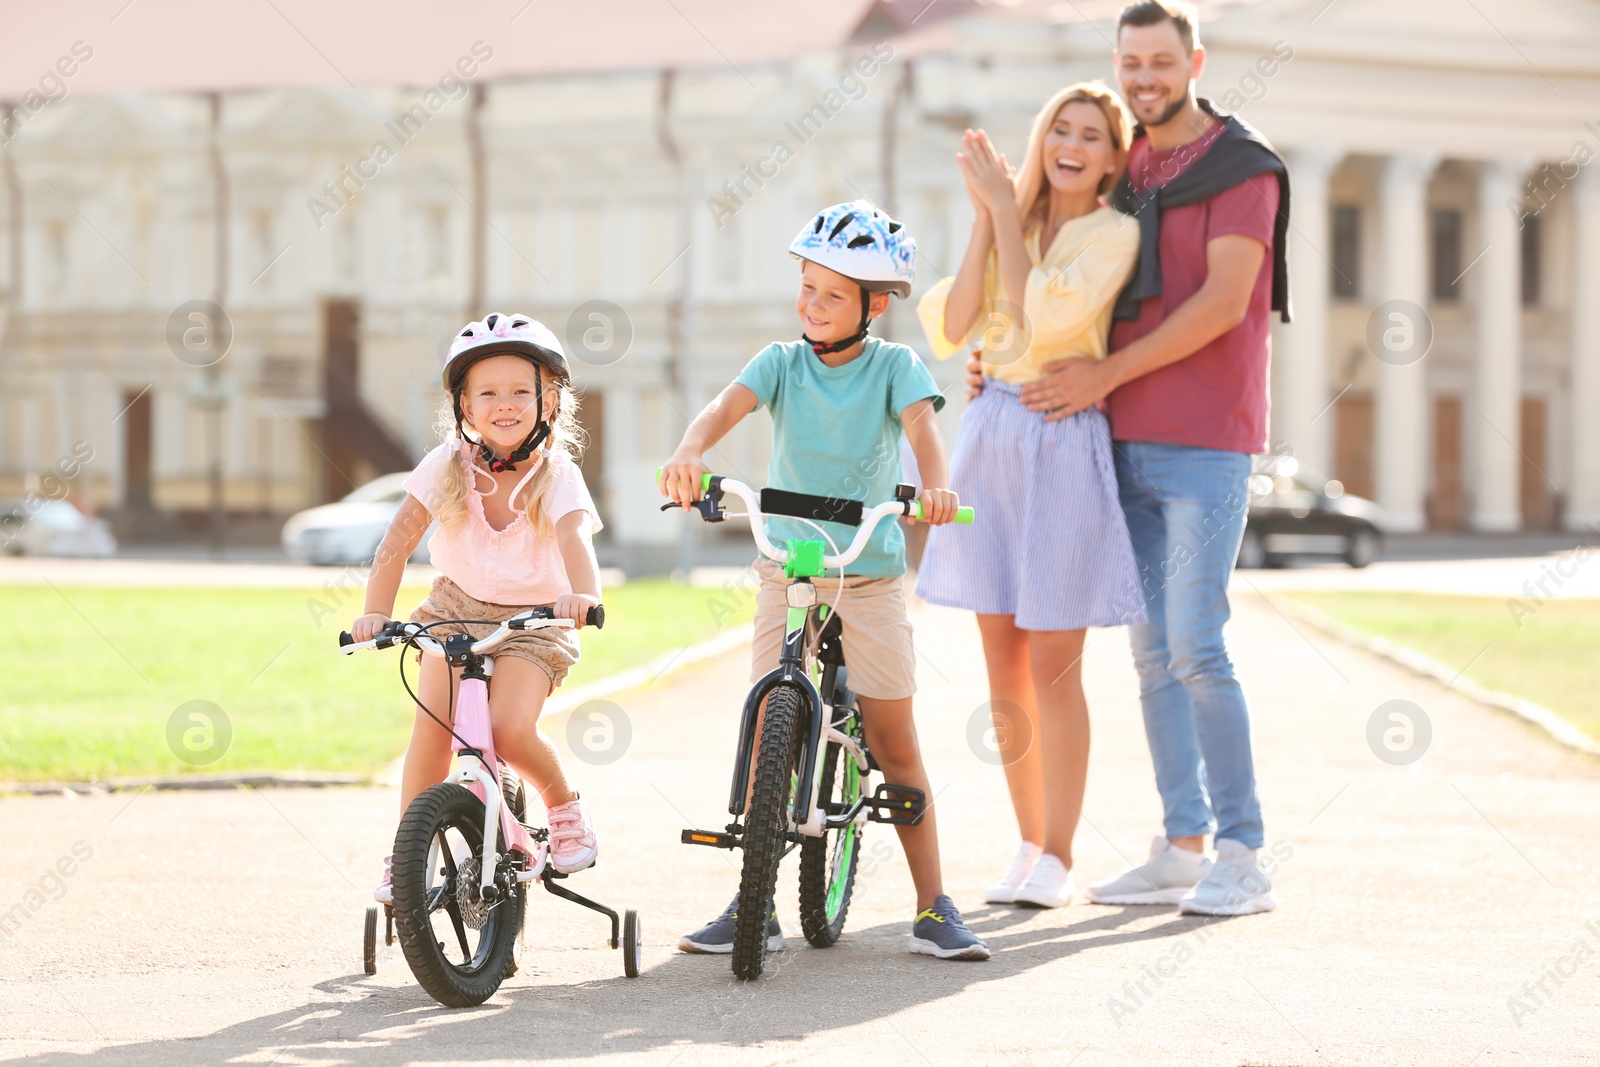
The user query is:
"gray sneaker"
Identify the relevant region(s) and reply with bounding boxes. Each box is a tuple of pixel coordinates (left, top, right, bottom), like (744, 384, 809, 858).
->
(909, 895, 991, 960)
(677, 896, 786, 954)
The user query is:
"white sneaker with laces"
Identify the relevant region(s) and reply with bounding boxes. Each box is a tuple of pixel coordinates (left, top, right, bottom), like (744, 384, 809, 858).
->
(985, 842, 1043, 904)
(1179, 838, 1277, 916)
(1084, 836, 1211, 905)
(1012, 853, 1074, 908)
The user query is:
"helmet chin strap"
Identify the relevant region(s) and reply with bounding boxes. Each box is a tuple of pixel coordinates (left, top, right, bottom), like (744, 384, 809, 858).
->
(461, 364, 552, 473)
(479, 423, 549, 472)
(804, 286, 873, 356)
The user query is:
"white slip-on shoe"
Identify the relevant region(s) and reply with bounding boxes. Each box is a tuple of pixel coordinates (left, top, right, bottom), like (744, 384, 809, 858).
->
(985, 842, 1043, 904)
(1011, 854, 1075, 908)
(1084, 836, 1212, 905)
(1179, 838, 1277, 916)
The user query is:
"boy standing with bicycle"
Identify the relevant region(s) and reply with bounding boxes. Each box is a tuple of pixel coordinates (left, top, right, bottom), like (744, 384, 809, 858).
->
(659, 200, 990, 962)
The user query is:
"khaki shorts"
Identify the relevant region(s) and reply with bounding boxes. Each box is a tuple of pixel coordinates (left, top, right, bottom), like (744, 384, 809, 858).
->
(408, 575, 580, 695)
(748, 558, 917, 700)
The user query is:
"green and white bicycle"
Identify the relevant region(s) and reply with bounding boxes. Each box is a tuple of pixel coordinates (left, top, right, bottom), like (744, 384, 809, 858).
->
(662, 470, 973, 979)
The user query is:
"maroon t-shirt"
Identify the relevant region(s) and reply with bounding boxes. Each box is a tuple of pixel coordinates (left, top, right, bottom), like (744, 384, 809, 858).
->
(1107, 124, 1279, 455)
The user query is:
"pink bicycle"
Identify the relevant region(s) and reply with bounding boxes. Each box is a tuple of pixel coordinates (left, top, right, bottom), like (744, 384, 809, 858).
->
(340, 605, 641, 1006)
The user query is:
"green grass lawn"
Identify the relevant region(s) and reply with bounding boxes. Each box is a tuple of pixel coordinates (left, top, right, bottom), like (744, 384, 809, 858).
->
(0, 579, 755, 782)
(1285, 591, 1600, 740)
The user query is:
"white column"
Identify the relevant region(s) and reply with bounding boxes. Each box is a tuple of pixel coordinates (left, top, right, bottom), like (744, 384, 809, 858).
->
(1568, 164, 1600, 530)
(1279, 146, 1343, 475)
(1473, 158, 1534, 531)
(1375, 153, 1439, 532)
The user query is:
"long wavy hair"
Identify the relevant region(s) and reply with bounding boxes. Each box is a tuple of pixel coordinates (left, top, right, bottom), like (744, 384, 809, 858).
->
(430, 381, 586, 539)
(1011, 81, 1134, 227)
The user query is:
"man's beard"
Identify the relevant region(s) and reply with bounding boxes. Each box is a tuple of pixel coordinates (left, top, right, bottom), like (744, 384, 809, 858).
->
(1149, 91, 1189, 128)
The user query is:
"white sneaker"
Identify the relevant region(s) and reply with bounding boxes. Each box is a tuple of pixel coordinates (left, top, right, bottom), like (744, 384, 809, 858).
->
(1179, 839, 1277, 916)
(985, 842, 1043, 904)
(1012, 853, 1074, 908)
(1084, 836, 1211, 905)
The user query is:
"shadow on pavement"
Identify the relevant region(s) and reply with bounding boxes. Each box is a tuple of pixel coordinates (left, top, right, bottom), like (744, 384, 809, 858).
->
(0, 905, 1228, 1064)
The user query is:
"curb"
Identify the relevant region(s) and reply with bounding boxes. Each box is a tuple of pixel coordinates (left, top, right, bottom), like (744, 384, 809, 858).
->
(1272, 594, 1600, 758)
(546, 622, 756, 719)
(3, 622, 757, 798)
(372, 622, 757, 785)
(0, 772, 376, 797)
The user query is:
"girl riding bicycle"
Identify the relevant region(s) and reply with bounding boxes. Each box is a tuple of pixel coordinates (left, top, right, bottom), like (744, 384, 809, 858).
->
(350, 314, 605, 903)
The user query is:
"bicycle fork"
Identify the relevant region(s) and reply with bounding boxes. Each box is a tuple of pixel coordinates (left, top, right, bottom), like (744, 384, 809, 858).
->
(681, 597, 926, 852)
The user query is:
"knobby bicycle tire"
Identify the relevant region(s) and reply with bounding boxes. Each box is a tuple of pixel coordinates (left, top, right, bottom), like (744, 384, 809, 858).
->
(732, 685, 804, 980)
(798, 736, 861, 947)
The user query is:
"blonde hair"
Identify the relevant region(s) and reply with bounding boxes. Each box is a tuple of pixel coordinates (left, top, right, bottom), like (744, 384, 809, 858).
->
(431, 382, 587, 539)
(1012, 81, 1134, 225)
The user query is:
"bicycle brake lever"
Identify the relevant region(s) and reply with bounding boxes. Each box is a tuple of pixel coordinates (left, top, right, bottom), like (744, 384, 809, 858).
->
(657, 495, 725, 522)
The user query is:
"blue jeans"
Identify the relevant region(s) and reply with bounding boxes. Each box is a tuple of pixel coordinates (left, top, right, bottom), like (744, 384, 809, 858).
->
(1114, 441, 1264, 850)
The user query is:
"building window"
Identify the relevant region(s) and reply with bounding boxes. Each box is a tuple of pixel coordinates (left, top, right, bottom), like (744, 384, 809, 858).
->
(1432, 209, 1462, 302)
(1521, 214, 1541, 307)
(1331, 205, 1359, 299)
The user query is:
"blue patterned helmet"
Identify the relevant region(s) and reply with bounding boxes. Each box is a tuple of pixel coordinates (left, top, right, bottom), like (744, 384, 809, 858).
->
(788, 200, 917, 299)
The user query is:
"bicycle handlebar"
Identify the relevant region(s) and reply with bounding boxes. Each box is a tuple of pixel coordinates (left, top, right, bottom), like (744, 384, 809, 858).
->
(338, 604, 603, 656)
(655, 468, 973, 570)
(657, 467, 975, 526)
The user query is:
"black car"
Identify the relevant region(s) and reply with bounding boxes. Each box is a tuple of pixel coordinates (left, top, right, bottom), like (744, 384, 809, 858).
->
(1236, 456, 1384, 569)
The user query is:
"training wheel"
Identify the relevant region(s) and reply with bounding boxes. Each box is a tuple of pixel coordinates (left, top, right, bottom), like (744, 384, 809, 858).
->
(622, 909, 642, 978)
(363, 905, 378, 975)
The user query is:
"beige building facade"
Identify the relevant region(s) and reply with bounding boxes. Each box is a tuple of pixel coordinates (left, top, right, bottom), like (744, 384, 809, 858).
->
(2, 0, 1597, 559)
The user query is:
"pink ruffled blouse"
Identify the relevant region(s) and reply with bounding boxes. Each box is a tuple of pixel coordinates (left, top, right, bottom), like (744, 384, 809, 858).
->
(402, 440, 603, 606)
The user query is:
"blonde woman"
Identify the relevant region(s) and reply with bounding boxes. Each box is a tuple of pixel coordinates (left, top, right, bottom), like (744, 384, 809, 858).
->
(916, 83, 1145, 908)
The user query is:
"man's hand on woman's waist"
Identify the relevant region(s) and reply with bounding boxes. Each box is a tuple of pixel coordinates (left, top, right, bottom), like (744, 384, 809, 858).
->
(1019, 357, 1117, 422)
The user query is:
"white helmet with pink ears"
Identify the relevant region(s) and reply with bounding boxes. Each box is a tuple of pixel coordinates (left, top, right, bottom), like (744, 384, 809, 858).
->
(440, 312, 570, 391)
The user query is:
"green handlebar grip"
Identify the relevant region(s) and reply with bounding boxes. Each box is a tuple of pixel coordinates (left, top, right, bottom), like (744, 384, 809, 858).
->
(909, 501, 975, 524)
(655, 466, 714, 492)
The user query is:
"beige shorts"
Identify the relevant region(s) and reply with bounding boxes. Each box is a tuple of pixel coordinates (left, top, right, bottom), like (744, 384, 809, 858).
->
(408, 575, 580, 695)
(748, 558, 917, 700)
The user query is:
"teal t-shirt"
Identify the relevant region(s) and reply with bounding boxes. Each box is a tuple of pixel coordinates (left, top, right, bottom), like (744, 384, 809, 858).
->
(735, 337, 944, 578)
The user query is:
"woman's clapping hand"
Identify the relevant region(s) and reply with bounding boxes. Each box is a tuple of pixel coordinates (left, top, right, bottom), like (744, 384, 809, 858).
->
(956, 129, 1018, 219)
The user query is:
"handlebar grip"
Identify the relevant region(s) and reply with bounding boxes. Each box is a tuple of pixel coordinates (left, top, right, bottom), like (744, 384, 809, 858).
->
(587, 604, 606, 629)
(908, 501, 975, 525)
(339, 631, 354, 647)
(655, 466, 714, 493)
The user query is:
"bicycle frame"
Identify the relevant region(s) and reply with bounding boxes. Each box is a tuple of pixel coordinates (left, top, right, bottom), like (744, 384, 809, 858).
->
(340, 614, 585, 897)
(729, 600, 881, 839)
(674, 472, 969, 841)
(445, 656, 548, 895)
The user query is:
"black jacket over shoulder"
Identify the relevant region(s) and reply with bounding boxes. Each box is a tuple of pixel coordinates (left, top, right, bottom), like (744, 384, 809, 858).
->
(1107, 99, 1292, 324)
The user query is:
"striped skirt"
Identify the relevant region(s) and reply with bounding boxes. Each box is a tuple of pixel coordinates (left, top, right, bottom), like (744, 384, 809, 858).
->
(915, 378, 1146, 631)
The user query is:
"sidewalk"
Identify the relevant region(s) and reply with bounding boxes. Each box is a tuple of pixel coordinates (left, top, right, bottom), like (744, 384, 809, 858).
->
(1, 593, 1596, 1064)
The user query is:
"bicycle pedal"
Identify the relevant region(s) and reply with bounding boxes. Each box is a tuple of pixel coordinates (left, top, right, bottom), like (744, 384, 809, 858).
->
(681, 828, 741, 849)
(864, 783, 926, 826)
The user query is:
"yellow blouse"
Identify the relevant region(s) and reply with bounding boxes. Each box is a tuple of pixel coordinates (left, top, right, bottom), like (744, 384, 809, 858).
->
(917, 204, 1140, 385)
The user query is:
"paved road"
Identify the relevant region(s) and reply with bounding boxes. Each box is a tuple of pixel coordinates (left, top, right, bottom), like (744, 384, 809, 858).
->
(3, 593, 1598, 1065)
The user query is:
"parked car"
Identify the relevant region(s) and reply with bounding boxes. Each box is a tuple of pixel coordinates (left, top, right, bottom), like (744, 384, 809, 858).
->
(1237, 456, 1385, 569)
(281, 473, 433, 566)
(0, 499, 118, 558)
